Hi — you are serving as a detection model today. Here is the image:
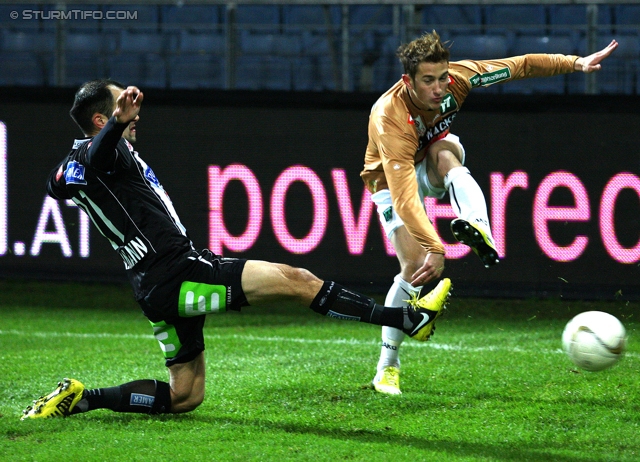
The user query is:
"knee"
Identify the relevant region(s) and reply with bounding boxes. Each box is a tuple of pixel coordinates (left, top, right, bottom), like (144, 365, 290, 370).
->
(279, 264, 319, 287)
(171, 386, 205, 413)
(429, 142, 463, 176)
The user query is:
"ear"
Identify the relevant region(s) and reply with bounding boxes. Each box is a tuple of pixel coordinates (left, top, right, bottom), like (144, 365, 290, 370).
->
(401, 74, 413, 90)
(91, 113, 107, 132)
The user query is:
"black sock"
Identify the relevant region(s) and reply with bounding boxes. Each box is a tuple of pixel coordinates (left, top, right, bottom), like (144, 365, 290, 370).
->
(310, 281, 414, 331)
(73, 380, 172, 414)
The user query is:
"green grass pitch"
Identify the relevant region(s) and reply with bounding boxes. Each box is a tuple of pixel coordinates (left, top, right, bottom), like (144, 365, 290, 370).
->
(0, 280, 638, 461)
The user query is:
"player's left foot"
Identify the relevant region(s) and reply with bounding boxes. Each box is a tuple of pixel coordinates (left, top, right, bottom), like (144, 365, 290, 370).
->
(405, 278, 451, 341)
(372, 366, 402, 395)
(450, 218, 499, 268)
(21, 378, 85, 420)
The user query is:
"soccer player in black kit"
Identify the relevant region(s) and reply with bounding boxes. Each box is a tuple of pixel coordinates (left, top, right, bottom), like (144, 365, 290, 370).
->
(21, 80, 451, 419)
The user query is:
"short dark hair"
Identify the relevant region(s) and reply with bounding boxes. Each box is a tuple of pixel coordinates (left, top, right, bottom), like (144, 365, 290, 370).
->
(397, 30, 450, 79)
(69, 79, 125, 135)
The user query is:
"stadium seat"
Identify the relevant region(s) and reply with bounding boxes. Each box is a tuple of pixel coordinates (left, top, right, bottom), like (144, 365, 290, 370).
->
(291, 56, 315, 91)
(290, 55, 338, 91)
(235, 55, 292, 91)
(1, 29, 55, 53)
(161, 5, 220, 32)
(349, 5, 393, 26)
(485, 5, 547, 36)
(595, 57, 634, 94)
(66, 32, 114, 53)
(421, 5, 483, 35)
(577, 35, 639, 58)
(262, 56, 293, 90)
(168, 54, 224, 89)
(549, 5, 614, 43)
(64, 52, 107, 87)
(0, 5, 40, 31)
(236, 5, 280, 33)
(0, 52, 44, 86)
(448, 34, 509, 60)
(372, 35, 402, 92)
(512, 36, 576, 56)
(317, 55, 339, 91)
(119, 30, 165, 54)
(573, 36, 638, 94)
(566, 69, 586, 94)
(239, 29, 275, 54)
(107, 54, 167, 88)
(614, 5, 640, 35)
(178, 30, 225, 55)
(103, 5, 159, 31)
(239, 30, 301, 56)
(234, 55, 262, 90)
(41, 4, 103, 32)
(282, 5, 341, 33)
(300, 30, 332, 56)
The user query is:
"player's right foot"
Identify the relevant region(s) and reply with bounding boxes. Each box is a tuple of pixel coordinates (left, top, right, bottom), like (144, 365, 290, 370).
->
(372, 366, 402, 395)
(450, 218, 499, 268)
(21, 378, 85, 420)
(405, 278, 451, 341)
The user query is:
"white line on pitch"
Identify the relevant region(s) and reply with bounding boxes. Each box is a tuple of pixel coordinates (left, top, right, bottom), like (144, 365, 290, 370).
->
(1, 329, 636, 358)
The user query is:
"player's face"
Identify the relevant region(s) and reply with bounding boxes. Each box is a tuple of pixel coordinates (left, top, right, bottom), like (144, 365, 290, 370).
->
(108, 86, 138, 143)
(403, 61, 449, 111)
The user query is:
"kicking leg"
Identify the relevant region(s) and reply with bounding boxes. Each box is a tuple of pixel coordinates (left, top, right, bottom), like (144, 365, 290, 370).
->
(428, 138, 499, 267)
(240, 260, 450, 339)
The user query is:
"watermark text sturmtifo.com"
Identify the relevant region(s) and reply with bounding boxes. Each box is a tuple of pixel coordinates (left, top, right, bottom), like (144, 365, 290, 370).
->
(10, 10, 138, 20)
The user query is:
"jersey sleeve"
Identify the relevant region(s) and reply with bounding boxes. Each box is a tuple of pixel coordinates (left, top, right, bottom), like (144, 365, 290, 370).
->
(46, 160, 71, 200)
(85, 116, 130, 173)
(372, 112, 446, 255)
(450, 54, 578, 90)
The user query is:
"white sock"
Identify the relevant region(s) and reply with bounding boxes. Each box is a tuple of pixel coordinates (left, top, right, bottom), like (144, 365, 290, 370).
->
(377, 275, 422, 371)
(444, 166, 493, 235)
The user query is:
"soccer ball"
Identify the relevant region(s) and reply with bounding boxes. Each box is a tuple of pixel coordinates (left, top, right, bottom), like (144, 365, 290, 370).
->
(562, 311, 627, 372)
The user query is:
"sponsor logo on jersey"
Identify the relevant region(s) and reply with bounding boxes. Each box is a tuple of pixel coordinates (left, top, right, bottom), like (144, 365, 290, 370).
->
(64, 160, 87, 185)
(440, 93, 458, 115)
(130, 393, 155, 407)
(408, 114, 427, 137)
(417, 112, 457, 151)
(72, 139, 90, 149)
(144, 166, 161, 187)
(469, 68, 511, 87)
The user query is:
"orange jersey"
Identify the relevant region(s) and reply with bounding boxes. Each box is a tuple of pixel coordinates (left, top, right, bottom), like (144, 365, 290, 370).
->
(362, 53, 578, 254)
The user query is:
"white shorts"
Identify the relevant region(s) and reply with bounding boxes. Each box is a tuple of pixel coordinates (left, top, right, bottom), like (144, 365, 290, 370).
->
(371, 133, 465, 239)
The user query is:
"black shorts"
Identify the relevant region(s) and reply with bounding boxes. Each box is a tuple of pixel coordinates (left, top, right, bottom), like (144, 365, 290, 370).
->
(138, 249, 248, 367)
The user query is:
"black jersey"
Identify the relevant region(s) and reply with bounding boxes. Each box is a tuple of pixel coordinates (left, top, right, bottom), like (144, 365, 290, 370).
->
(47, 117, 194, 296)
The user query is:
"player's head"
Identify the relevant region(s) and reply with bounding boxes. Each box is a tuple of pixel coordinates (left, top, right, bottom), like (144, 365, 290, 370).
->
(398, 31, 451, 111)
(70, 79, 138, 143)
(397, 30, 450, 79)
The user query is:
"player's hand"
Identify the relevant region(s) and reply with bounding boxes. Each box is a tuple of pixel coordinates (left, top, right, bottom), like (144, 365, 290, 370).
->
(574, 40, 618, 73)
(113, 86, 144, 124)
(410, 252, 445, 286)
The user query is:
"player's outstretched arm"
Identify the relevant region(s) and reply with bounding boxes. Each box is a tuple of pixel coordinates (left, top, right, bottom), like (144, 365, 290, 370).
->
(113, 86, 144, 123)
(574, 40, 618, 73)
